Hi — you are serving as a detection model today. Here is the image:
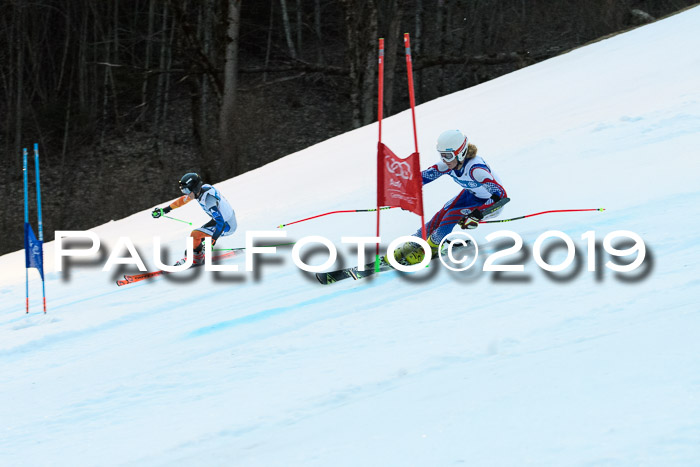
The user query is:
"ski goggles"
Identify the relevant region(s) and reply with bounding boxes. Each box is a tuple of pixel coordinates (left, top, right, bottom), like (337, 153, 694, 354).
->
(439, 150, 459, 162)
(180, 185, 191, 195)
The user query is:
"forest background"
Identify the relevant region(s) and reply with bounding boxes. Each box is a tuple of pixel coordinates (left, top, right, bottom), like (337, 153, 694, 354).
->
(1, 0, 696, 255)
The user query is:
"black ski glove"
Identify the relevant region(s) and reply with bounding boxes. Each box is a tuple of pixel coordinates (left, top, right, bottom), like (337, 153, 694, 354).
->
(458, 194, 501, 229)
(459, 208, 483, 229)
(152, 206, 172, 218)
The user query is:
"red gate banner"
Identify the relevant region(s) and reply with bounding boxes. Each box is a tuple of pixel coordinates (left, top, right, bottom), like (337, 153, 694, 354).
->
(377, 142, 424, 217)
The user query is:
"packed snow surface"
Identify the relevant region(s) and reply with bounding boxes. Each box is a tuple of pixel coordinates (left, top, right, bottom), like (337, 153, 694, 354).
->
(2, 7, 699, 466)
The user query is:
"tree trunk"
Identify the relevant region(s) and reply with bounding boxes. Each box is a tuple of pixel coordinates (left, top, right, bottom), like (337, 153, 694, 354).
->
(78, 2, 88, 112)
(154, 1, 169, 141)
(139, 0, 156, 124)
(14, 3, 24, 166)
(413, 0, 423, 101)
(100, 35, 110, 146)
(201, 0, 213, 139)
(219, 0, 242, 174)
(279, 0, 297, 59)
(436, 0, 447, 97)
(56, 1, 71, 92)
(162, 8, 176, 123)
(341, 2, 361, 128)
(264, 0, 275, 82)
(360, 7, 378, 125)
(113, 0, 120, 63)
(314, 0, 324, 64)
(383, 0, 403, 116)
(296, 0, 302, 58)
(340, 0, 378, 128)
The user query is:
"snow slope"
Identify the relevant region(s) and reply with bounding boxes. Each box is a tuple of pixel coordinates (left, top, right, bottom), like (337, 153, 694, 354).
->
(2, 7, 700, 466)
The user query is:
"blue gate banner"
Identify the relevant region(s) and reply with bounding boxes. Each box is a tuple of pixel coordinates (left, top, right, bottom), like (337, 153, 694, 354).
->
(24, 222, 44, 280)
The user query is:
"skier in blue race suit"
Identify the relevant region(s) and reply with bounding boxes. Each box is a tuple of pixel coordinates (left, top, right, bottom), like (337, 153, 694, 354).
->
(394, 129, 508, 265)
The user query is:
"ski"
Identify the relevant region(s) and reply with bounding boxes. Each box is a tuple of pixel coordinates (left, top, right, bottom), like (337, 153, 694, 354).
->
(316, 241, 472, 285)
(316, 258, 393, 285)
(315, 199, 508, 284)
(480, 196, 510, 217)
(116, 250, 238, 286)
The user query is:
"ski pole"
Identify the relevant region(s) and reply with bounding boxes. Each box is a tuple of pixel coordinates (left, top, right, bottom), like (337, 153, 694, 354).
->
(214, 242, 297, 252)
(278, 207, 399, 228)
(163, 215, 193, 226)
(480, 208, 605, 224)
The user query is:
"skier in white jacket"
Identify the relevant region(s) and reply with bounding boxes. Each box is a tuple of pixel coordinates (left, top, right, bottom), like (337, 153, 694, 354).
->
(152, 172, 237, 264)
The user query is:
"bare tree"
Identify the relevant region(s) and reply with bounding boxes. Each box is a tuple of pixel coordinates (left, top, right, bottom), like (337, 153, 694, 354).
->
(138, 0, 157, 124)
(339, 0, 378, 128)
(296, 0, 303, 57)
(162, 6, 176, 123)
(154, 1, 170, 138)
(381, 0, 403, 116)
(13, 2, 24, 169)
(413, 0, 423, 100)
(314, 0, 324, 64)
(279, 0, 297, 59)
(264, 0, 275, 82)
(220, 0, 242, 173)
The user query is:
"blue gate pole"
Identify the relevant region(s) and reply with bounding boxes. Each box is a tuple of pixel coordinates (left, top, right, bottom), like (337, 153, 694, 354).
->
(34, 144, 43, 242)
(34, 144, 46, 313)
(23, 148, 29, 313)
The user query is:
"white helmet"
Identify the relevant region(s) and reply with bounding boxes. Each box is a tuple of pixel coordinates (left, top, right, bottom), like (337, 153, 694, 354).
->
(436, 129, 468, 162)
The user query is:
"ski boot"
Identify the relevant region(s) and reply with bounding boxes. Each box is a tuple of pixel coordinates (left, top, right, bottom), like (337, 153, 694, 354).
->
(390, 236, 441, 266)
(393, 242, 425, 265)
(193, 251, 206, 265)
(173, 251, 205, 266)
(173, 238, 208, 266)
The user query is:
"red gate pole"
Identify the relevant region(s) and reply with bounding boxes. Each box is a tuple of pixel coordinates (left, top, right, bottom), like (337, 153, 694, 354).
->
(376, 38, 385, 271)
(404, 33, 427, 241)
